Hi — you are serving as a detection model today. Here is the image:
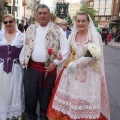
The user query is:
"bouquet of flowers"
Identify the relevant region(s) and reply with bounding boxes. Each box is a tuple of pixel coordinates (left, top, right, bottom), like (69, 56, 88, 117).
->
(45, 48, 53, 66)
(84, 43, 102, 59)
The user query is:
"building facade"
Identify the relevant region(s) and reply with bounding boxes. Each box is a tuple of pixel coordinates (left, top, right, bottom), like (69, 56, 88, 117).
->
(3, 0, 22, 20)
(87, 0, 119, 27)
(22, 0, 40, 22)
(68, 3, 80, 18)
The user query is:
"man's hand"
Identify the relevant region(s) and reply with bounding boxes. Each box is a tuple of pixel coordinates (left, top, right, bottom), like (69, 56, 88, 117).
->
(45, 62, 56, 72)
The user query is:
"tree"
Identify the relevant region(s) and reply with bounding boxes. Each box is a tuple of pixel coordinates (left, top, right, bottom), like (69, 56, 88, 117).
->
(66, 15, 72, 25)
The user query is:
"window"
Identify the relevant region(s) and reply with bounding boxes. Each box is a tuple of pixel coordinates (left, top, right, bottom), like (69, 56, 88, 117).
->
(100, 17, 106, 20)
(95, 17, 99, 21)
(107, 17, 111, 20)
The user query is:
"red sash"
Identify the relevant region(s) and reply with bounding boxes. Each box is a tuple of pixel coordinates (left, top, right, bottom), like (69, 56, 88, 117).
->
(29, 60, 56, 75)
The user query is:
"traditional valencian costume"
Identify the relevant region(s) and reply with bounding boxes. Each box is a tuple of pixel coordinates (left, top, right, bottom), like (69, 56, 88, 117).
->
(19, 21, 69, 120)
(47, 15, 110, 120)
(0, 25, 24, 120)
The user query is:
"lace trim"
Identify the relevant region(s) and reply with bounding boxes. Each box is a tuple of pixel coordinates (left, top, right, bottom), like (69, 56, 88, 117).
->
(52, 91, 100, 119)
(0, 104, 24, 120)
(0, 31, 24, 46)
(17, 32, 24, 46)
(0, 63, 24, 120)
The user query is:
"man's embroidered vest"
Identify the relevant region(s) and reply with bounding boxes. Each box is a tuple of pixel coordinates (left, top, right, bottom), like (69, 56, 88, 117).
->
(24, 22, 60, 68)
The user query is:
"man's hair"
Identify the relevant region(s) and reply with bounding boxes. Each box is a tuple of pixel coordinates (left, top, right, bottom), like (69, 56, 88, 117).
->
(36, 4, 50, 13)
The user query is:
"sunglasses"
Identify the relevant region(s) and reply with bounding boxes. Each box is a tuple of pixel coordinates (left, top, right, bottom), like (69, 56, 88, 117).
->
(3, 20, 14, 24)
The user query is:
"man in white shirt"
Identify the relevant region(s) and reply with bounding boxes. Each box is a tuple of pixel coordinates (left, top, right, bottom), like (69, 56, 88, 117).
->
(60, 20, 71, 39)
(20, 4, 70, 120)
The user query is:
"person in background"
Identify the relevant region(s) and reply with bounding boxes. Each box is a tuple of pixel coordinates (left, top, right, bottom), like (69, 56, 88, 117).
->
(19, 4, 69, 120)
(117, 31, 120, 42)
(18, 23, 24, 33)
(101, 29, 108, 45)
(112, 25, 117, 37)
(0, 14, 24, 120)
(18, 20, 24, 33)
(47, 11, 110, 120)
(107, 31, 112, 43)
(24, 21, 29, 32)
(60, 20, 71, 39)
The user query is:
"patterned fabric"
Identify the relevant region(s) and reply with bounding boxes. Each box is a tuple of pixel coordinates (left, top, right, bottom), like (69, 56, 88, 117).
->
(24, 22, 60, 68)
(47, 33, 110, 120)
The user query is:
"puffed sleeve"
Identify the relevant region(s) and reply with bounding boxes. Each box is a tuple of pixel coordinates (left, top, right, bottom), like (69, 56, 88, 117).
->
(19, 33, 26, 68)
(53, 28, 70, 65)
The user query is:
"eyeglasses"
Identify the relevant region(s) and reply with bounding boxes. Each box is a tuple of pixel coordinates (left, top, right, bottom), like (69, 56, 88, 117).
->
(3, 20, 13, 24)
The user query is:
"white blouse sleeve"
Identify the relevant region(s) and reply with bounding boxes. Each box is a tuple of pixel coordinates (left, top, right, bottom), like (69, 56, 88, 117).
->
(19, 34, 26, 67)
(53, 28, 70, 65)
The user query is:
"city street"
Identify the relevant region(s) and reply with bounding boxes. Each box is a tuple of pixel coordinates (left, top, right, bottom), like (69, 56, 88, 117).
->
(104, 44, 120, 120)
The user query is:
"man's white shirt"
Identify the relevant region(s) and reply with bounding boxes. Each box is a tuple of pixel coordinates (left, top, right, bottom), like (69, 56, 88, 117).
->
(19, 22, 70, 65)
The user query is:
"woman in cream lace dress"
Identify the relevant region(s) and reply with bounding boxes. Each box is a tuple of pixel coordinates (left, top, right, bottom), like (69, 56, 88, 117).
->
(47, 11, 110, 120)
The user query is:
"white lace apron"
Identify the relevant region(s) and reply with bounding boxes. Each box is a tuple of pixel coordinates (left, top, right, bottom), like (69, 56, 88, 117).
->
(52, 34, 110, 120)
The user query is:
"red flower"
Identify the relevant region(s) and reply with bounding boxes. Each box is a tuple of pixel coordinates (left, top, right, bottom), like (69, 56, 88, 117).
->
(47, 48, 53, 55)
(45, 48, 53, 66)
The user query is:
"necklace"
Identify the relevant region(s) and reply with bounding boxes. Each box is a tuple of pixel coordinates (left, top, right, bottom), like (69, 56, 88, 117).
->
(5, 32, 16, 44)
(8, 35, 13, 41)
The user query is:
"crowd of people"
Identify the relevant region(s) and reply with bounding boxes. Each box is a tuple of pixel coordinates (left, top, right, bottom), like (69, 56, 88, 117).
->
(18, 20, 29, 33)
(98, 25, 120, 45)
(0, 4, 110, 120)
